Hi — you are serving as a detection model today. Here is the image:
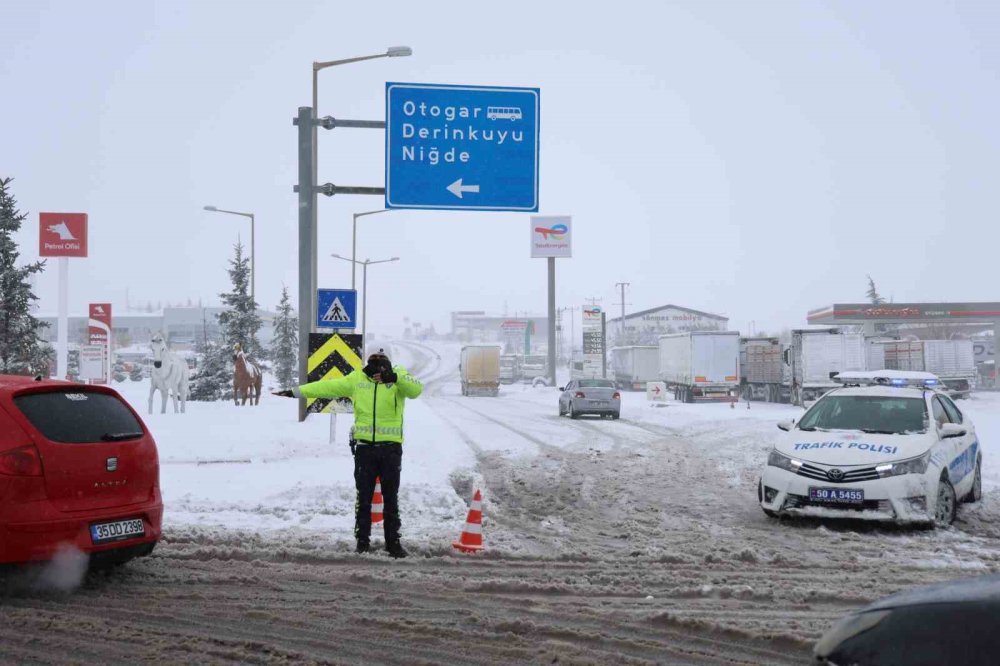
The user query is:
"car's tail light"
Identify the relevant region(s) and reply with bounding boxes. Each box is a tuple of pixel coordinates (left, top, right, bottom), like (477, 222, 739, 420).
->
(575, 392, 586, 398)
(613, 392, 621, 400)
(0, 445, 43, 476)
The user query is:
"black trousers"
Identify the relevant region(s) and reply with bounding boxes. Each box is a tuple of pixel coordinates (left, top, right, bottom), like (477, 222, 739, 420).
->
(354, 442, 402, 544)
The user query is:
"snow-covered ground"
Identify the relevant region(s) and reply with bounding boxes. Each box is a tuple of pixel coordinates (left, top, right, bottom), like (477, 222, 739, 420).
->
(105, 340, 1000, 646)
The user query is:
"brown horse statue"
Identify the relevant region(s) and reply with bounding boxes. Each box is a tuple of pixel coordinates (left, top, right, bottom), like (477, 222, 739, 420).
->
(232, 343, 262, 406)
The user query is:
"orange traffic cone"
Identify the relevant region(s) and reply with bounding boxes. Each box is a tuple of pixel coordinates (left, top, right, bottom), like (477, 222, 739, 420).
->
(371, 477, 384, 524)
(452, 489, 484, 553)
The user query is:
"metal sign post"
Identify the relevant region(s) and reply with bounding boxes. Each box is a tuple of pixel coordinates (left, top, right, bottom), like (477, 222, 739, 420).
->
(531, 216, 571, 387)
(39, 212, 88, 379)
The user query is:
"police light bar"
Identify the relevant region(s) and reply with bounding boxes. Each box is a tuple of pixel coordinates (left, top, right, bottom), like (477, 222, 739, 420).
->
(835, 370, 940, 388)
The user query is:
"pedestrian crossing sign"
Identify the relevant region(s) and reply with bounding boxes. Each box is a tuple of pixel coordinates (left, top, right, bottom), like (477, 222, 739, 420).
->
(317, 289, 357, 329)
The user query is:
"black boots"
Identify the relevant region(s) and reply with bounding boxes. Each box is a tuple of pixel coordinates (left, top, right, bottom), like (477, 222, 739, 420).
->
(355, 540, 370, 554)
(386, 541, 408, 559)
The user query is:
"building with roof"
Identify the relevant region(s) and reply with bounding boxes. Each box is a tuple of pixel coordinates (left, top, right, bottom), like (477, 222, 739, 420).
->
(607, 304, 728, 345)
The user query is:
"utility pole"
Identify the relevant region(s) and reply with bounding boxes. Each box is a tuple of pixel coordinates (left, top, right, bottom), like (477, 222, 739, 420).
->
(615, 282, 629, 343)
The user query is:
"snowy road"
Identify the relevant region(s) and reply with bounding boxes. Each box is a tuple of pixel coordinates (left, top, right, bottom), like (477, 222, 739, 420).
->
(4, 340, 1000, 663)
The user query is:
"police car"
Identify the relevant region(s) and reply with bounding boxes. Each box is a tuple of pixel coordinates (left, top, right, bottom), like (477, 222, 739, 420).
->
(759, 371, 982, 527)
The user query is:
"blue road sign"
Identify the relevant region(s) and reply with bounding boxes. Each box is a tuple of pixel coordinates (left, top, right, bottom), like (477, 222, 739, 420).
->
(385, 82, 539, 211)
(316, 289, 357, 329)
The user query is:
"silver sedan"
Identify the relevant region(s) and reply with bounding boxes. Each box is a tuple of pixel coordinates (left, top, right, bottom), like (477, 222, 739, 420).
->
(558, 378, 621, 419)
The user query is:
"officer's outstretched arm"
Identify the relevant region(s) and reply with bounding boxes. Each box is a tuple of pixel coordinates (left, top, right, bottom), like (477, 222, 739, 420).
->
(394, 368, 423, 398)
(292, 372, 355, 400)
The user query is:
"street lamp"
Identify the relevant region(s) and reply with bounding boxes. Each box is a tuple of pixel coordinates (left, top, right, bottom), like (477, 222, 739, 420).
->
(310, 46, 412, 328)
(204, 205, 256, 303)
(330, 253, 399, 344)
(351, 209, 394, 291)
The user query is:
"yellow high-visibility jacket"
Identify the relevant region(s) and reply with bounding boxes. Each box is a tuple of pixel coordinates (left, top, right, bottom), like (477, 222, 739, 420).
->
(293, 367, 422, 444)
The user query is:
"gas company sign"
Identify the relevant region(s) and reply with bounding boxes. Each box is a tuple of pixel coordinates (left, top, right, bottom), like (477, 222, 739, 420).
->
(530, 215, 571, 258)
(39, 213, 88, 258)
(88, 303, 112, 384)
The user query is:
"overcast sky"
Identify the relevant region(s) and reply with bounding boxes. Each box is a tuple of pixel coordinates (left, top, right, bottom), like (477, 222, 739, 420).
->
(4, 1, 999, 337)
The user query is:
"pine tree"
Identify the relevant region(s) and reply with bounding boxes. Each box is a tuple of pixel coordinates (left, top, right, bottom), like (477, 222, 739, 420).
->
(271, 285, 298, 390)
(188, 337, 232, 402)
(866, 275, 886, 305)
(0, 178, 52, 375)
(217, 242, 265, 362)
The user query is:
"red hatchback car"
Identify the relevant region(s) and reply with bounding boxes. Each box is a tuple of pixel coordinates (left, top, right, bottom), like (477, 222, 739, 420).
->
(0, 375, 162, 565)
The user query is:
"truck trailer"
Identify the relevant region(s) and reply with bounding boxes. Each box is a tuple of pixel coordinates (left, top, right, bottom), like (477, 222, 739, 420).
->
(610, 346, 659, 390)
(657, 332, 740, 403)
(870, 339, 976, 398)
(460, 345, 501, 396)
(740, 329, 867, 405)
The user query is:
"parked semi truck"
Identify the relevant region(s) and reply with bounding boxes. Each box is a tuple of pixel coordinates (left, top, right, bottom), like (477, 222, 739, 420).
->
(870, 339, 976, 398)
(740, 329, 866, 405)
(658, 332, 740, 403)
(460, 345, 501, 396)
(610, 346, 659, 390)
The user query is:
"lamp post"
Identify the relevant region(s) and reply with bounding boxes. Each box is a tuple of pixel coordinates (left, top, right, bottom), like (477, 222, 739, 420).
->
(204, 205, 255, 303)
(351, 209, 394, 291)
(311, 47, 411, 328)
(331, 254, 399, 344)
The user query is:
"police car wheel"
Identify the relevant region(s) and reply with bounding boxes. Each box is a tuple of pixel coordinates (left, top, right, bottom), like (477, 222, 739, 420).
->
(962, 457, 983, 504)
(935, 477, 957, 526)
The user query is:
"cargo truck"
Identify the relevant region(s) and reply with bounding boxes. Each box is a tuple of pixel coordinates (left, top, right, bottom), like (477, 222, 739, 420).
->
(460, 345, 501, 396)
(610, 346, 659, 390)
(657, 332, 740, 403)
(739, 329, 867, 405)
(870, 339, 976, 398)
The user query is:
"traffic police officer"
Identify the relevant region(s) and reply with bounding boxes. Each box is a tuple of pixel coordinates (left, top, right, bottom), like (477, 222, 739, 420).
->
(274, 346, 422, 558)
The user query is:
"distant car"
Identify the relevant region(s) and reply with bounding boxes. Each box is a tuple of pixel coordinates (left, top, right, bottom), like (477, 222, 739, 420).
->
(815, 574, 1000, 665)
(759, 371, 981, 527)
(558, 378, 621, 419)
(0, 375, 162, 566)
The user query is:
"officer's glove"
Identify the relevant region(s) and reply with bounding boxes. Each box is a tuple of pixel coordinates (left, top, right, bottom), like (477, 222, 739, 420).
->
(272, 389, 295, 398)
(382, 369, 398, 384)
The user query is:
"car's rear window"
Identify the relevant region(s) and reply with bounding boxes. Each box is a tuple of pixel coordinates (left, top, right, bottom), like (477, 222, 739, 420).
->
(13, 391, 144, 443)
(798, 395, 928, 434)
(578, 379, 615, 388)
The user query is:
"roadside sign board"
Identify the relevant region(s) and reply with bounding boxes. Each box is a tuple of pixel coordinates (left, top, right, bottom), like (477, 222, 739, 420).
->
(530, 216, 571, 258)
(306, 333, 363, 414)
(316, 289, 357, 330)
(88, 303, 112, 384)
(39, 213, 88, 257)
(385, 82, 540, 211)
(582, 307, 605, 377)
(647, 381, 667, 402)
(78, 345, 105, 381)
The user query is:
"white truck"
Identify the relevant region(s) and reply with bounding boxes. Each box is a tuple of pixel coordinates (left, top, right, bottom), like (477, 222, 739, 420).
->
(610, 346, 659, 391)
(740, 329, 867, 405)
(499, 354, 521, 384)
(460, 345, 501, 397)
(870, 339, 976, 398)
(657, 332, 740, 403)
(787, 328, 866, 406)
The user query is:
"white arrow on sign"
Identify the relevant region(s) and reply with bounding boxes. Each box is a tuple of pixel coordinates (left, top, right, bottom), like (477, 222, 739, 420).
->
(447, 178, 480, 199)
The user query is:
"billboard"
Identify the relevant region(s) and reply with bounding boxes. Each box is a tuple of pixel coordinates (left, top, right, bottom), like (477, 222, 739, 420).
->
(39, 213, 88, 257)
(88, 303, 112, 384)
(530, 215, 571, 258)
(808, 303, 1000, 324)
(581, 306, 605, 377)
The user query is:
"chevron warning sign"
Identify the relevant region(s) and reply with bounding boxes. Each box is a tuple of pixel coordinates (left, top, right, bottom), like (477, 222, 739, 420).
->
(306, 333, 363, 414)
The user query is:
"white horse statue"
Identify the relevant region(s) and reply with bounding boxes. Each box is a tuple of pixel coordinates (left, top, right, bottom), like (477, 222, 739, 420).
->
(149, 332, 190, 414)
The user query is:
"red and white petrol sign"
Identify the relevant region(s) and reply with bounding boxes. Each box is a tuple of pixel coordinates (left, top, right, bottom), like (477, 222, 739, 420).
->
(88, 303, 112, 384)
(39, 213, 88, 257)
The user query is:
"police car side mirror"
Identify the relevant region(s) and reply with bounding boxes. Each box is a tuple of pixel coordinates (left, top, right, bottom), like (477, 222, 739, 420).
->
(777, 420, 793, 432)
(558, 386, 565, 392)
(940, 423, 967, 439)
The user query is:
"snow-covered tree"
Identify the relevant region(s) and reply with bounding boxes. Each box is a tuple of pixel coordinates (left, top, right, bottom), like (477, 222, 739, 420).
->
(217, 242, 265, 362)
(271, 285, 297, 390)
(0, 177, 52, 376)
(866, 275, 886, 305)
(188, 338, 231, 402)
